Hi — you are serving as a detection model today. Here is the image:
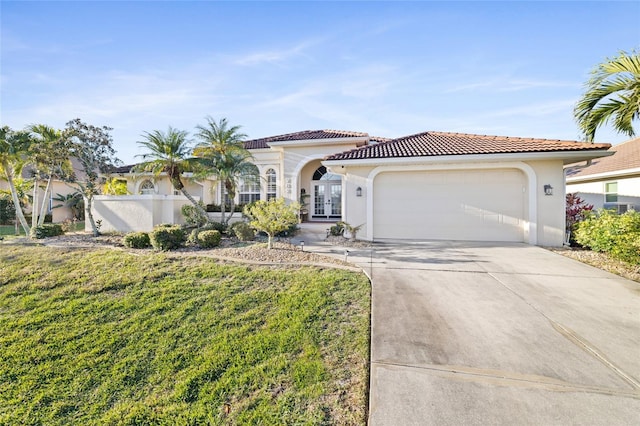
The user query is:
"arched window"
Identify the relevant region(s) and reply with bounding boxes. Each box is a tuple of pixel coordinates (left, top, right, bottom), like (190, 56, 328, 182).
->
(266, 169, 277, 200)
(312, 166, 340, 181)
(139, 180, 155, 194)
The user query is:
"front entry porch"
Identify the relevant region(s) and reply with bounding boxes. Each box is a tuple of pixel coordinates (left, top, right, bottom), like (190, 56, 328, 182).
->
(299, 162, 343, 223)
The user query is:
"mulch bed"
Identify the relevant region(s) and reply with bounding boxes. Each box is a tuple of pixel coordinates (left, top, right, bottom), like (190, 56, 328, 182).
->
(3, 233, 358, 269)
(549, 247, 640, 283)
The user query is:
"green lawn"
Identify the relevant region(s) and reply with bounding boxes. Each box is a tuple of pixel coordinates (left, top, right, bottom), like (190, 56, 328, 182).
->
(0, 246, 370, 425)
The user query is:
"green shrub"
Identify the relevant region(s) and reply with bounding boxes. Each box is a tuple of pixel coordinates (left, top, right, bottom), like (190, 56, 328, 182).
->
(328, 222, 344, 237)
(181, 202, 208, 227)
(196, 230, 221, 248)
(0, 194, 14, 225)
(149, 225, 186, 251)
(122, 232, 151, 249)
(206, 221, 226, 233)
(231, 221, 255, 241)
(575, 209, 640, 264)
(187, 222, 226, 245)
(30, 223, 64, 239)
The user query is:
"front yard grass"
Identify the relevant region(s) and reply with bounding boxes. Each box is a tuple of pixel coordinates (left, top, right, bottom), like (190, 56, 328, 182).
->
(0, 245, 370, 425)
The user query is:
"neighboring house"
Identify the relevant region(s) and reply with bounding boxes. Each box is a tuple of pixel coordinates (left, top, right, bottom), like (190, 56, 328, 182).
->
(103, 129, 611, 247)
(566, 137, 640, 213)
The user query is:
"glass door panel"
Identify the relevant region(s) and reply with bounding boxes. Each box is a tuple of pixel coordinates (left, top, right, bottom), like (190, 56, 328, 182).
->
(314, 185, 325, 216)
(330, 184, 341, 216)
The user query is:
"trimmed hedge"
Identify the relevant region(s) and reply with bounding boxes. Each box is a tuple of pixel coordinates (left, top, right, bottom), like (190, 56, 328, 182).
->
(196, 230, 221, 248)
(149, 225, 186, 251)
(30, 223, 64, 239)
(575, 210, 640, 265)
(122, 232, 151, 249)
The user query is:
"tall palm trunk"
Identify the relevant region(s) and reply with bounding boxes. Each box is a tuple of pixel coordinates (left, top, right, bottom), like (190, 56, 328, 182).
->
(180, 187, 208, 218)
(170, 173, 208, 220)
(225, 180, 236, 226)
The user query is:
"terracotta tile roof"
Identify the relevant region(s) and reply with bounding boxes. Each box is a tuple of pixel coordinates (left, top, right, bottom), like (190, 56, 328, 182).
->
(325, 131, 611, 161)
(244, 129, 369, 149)
(566, 137, 640, 178)
(113, 164, 136, 174)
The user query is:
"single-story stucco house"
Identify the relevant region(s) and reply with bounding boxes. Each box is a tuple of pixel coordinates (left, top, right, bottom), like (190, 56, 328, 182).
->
(566, 137, 640, 213)
(98, 129, 612, 247)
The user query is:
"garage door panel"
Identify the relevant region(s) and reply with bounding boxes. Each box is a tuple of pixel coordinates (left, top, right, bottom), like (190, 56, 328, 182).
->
(373, 169, 525, 242)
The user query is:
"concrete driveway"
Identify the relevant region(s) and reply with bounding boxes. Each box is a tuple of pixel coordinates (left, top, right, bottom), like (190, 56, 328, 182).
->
(336, 241, 640, 425)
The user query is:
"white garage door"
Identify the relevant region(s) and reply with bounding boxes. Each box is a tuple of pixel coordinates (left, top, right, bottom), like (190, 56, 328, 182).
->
(373, 169, 526, 242)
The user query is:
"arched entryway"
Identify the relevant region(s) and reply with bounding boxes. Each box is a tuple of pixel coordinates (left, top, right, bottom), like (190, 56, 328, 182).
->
(311, 166, 342, 220)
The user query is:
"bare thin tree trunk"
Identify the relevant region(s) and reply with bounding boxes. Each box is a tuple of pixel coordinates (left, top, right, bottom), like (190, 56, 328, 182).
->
(32, 176, 38, 229)
(85, 195, 99, 237)
(5, 172, 30, 235)
(38, 175, 53, 226)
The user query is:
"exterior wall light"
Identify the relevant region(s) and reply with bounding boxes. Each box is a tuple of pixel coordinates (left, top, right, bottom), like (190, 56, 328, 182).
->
(544, 184, 553, 196)
(356, 187, 362, 197)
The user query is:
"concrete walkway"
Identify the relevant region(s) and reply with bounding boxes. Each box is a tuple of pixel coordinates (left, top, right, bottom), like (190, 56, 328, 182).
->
(295, 224, 640, 425)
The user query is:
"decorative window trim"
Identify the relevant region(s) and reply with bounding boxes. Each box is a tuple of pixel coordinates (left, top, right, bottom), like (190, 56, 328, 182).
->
(239, 176, 261, 204)
(139, 179, 156, 195)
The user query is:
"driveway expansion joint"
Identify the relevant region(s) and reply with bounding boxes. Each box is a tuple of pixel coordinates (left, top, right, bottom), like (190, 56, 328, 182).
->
(371, 361, 640, 399)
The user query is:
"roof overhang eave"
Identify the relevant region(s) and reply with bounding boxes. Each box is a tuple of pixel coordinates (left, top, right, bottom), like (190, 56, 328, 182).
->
(267, 136, 369, 148)
(323, 149, 614, 168)
(566, 166, 640, 183)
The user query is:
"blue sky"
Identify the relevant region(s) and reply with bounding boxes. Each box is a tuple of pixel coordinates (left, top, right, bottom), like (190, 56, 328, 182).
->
(2, 1, 639, 164)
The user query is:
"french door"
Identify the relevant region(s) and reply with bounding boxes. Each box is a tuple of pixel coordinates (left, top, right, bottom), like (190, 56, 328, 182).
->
(313, 182, 341, 219)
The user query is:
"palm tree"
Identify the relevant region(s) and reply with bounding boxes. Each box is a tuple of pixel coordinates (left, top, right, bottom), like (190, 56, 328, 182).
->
(0, 126, 32, 235)
(27, 124, 72, 226)
(193, 117, 257, 225)
(194, 116, 247, 157)
(135, 127, 208, 218)
(574, 50, 640, 142)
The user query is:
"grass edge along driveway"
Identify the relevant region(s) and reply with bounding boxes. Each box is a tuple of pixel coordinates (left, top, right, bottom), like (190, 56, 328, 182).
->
(0, 246, 370, 425)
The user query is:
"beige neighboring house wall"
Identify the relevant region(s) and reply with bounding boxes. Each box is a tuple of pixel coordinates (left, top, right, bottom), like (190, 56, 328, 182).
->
(566, 137, 640, 213)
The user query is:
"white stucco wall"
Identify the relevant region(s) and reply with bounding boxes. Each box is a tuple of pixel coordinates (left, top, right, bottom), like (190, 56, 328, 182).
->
(89, 195, 196, 233)
(334, 159, 567, 247)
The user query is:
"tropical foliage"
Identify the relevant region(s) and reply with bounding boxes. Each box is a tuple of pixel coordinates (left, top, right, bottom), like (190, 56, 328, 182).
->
(574, 50, 640, 141)
(575, 209, 640, 265)
(102, 178, 129, 195)
(0, 126, 33, 234)
(193, 117, 257, 225)
(26, 124, 73, 227)
(135, 127, 208, 219)
(565, 193, 593, 245)
(64, 118, 121, 236)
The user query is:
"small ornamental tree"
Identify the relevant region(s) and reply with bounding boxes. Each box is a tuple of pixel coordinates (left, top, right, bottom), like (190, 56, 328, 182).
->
(566, 193, 594, 245)
(243, 198, 300, 249)
(64, 119, 121, 236)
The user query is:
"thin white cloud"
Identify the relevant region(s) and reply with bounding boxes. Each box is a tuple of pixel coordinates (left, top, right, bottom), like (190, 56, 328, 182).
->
(232, 38, 325, 66)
